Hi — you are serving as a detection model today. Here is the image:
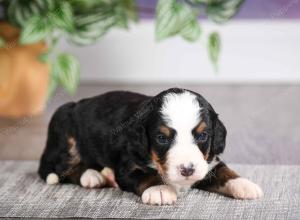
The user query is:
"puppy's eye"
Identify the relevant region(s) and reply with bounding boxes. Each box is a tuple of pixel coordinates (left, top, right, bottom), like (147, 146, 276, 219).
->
(156, 135, 170, 145)
(196, 132, 208, 142)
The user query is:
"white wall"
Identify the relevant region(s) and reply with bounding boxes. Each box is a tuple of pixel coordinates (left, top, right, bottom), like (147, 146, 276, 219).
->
(63, 20, 300, 84)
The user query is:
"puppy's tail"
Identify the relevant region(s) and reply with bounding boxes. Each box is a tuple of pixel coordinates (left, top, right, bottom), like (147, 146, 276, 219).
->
(38, 102, 76, 184)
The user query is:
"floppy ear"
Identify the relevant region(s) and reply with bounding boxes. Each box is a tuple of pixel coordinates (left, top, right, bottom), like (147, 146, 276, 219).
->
(212, 117, 227, 155)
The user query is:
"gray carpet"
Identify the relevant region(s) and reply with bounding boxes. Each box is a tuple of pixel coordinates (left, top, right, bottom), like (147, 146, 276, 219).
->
(0, 161, 299, 219)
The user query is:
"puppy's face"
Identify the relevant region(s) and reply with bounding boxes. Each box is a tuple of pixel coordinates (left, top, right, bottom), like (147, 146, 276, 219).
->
(147, 89, 226, 188)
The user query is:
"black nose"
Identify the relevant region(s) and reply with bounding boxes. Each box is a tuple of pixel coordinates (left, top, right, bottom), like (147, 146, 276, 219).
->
(180, 164, 195, 177)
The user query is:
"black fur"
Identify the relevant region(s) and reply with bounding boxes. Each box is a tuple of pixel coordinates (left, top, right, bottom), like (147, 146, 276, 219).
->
(38, 88, 227, 195)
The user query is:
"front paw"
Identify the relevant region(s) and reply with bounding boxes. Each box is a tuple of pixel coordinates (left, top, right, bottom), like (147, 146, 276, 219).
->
(80, 169, 106, 188)
(142, 185, 177, 205)
(224, 178, 263, 199)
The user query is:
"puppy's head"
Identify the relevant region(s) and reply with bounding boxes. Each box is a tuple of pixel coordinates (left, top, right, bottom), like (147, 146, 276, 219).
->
(144, 88, 226, 188)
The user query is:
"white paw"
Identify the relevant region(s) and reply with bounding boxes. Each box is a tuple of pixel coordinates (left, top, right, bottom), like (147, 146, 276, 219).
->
(225, 178, 263, 199)
(142, 185, 177, 205)
(46, 173, 59, 185)
(80, 169, 106, 188)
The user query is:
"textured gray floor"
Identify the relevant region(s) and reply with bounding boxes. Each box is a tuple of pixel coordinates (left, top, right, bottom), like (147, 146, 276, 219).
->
(1, 161, 299, 219)
(0, 84, 299, 164)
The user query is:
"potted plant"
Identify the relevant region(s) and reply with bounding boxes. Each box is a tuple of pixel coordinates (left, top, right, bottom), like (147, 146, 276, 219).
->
(0, 0, 243, 118)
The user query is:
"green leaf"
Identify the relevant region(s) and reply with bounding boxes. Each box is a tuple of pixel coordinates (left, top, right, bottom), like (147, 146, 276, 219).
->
(114, 0, 139, 29)
(38, 51, 50, 63)
(48, 1, 74, 31)
(44, 0, 56, 11)
(190, 0, 208, 3)
(114, 3, 129, 29)
(47, 74, 58, 99)
(122, 0, 138, 22)
(52, 53, 80, 95)
(69, 8, 117, 46)
(67, 0, 108, 10)
(7, 0, 51, 27)
(66, 0, 138, 45)
(180, 19, 201, 42)
(206, 0, 244, 23)
(155, 0, 180, 41)
(155, 0, 200, 42)
(0, 36, 5, 47)
(208, 32, 221, 72)
(178, 5, 201, 42)
(20, 16, 50, 44)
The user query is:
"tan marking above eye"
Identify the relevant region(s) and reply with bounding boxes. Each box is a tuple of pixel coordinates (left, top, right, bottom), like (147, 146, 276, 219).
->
(159, 126, 171, 137)
(196, 121, 207, 134)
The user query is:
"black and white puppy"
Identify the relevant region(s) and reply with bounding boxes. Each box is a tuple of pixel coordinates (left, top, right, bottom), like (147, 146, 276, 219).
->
(38, 88, 263, 205)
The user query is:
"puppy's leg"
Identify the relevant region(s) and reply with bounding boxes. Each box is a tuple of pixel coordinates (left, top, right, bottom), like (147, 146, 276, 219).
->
(80, 168, 106, 188)
(39, 124, 105, 188)
(40, 133, 105, 188)
(193, 162, 263, 199)
(64, 138, 106, 188)
(38, 102, 79, 184)
(39, 103, 109, 188)
(79, 167, 118, 188)
(101, 167, 119, 188)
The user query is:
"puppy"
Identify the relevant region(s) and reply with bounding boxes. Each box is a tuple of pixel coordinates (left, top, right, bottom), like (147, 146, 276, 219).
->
(38, 88, 263, 205)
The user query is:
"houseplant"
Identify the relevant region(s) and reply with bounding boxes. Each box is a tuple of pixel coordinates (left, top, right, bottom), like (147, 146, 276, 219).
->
(0, 0, 243, 118)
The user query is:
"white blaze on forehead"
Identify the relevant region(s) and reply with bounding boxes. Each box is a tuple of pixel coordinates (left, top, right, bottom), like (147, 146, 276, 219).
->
(160, 91, 208, 187)
(161, 91, 201, 130)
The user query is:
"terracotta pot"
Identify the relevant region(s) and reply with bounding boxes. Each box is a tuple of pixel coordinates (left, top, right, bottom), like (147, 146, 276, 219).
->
(0, 22, 49, 118)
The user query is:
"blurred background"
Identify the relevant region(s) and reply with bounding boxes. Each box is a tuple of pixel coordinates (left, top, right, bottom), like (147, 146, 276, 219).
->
(0, 0, 299, 164)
